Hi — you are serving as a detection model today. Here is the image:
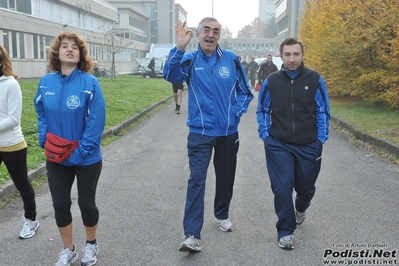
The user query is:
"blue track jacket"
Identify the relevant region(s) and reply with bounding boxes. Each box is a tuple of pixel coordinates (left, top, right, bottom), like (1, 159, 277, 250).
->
(163, 44, 253, 136)
(34, 68, 106, 166)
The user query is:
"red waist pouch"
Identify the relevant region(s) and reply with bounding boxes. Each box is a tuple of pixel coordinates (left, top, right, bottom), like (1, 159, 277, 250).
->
(44, 132, 79, 163)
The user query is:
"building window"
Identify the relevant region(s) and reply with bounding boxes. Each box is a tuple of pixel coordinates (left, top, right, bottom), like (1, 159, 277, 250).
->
(19, 32, 24, 58)
(40, 36, 44, 59)
(12, 32, 17, 58)
(129, 16, 145, 30)
(0, 0, 31, 14)
(33, 34, 38, 59)
(0, 0, 7, 8)
(16, 0, 31, 14)
(8, 0, 15, 10)
(3, 31, 10, 53)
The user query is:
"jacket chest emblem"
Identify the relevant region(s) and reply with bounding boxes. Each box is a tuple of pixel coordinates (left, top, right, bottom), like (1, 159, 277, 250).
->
(66, 95, 80, 109)
(219, 66, 230, 78)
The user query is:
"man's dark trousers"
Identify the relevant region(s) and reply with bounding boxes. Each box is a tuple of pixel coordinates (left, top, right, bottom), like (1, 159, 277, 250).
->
(264, 136, 322, 239)
(183, 132, 239, 239)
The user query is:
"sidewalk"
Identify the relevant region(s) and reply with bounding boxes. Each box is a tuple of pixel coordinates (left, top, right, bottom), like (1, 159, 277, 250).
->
(0, 93, 398, 265)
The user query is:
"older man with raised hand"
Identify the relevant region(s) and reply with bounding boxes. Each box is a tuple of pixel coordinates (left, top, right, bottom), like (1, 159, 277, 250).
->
(163, 18, 253, 252)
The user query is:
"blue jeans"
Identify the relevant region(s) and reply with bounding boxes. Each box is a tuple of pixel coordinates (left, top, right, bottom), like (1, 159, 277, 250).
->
(183, 132, 239, 239)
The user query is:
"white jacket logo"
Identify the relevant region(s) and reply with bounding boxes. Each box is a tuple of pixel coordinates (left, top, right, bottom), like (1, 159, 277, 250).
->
(66, 95, 80, 109)
(219, 66, 230, 78)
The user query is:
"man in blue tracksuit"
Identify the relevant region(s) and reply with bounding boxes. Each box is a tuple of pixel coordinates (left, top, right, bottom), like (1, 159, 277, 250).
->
(164, 18, 253, 252)
(256, 38, 330, 250)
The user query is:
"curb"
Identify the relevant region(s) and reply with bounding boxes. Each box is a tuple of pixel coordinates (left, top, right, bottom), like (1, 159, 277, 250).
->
(330, 116, 399, 158)
(1, 103, 398, 202)
(0, 95, 173, 202)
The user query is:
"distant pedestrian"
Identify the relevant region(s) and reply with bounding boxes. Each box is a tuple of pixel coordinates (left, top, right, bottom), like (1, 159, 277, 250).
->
(34, 32, 105, 266)
(0, 45, 40, 240)
(172, 81, 184, 114)
(241, 57, 249, 76)
(93, 59, 100, 77)
(148, 56, 156, 78)
(258, 55, 278, 84)
(164, 18, 253, 252)
(166, 55, 184, 114)
(256, 37, 330, 250)
(248, 57, 259, 89)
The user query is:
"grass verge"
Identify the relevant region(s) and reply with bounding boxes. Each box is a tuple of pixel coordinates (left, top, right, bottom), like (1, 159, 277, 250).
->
(0, 75, 172, 186)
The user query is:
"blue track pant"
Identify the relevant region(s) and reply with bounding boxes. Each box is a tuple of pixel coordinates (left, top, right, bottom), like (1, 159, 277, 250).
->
(183, 132, 239, 239)
(264, 136, 323, 239)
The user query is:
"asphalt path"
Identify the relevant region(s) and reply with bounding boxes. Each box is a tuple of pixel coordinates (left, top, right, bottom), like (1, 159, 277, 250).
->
(0, 92, 398, 266)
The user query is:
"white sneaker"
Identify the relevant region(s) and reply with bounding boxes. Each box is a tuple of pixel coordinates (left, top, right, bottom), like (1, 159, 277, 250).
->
(215, 218, 233, 232)
(179, 236, 201, 252)
(19, 218, 40, 239)
(80, 242, 99, 266)
(55, 245, 78, 266)
(279, 235, 294, 250)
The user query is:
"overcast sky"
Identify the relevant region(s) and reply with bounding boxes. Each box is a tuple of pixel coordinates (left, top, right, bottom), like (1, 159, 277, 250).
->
(176, 0, 259, 37)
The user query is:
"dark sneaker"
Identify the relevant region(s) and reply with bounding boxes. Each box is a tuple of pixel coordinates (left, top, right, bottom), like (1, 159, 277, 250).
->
(215, 218, 233, 232)
(295, 209, 305, 225)
(80, 242, 99, 266)
(19, 218, 40, 239)
(278, 235, 294, 250)
(55, 245, 78, 266)
(179, 236, 201, 252)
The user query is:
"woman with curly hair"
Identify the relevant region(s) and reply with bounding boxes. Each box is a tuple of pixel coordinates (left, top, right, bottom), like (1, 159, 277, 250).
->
(0, 45, 40, 239)
(34, 32, 105, 266)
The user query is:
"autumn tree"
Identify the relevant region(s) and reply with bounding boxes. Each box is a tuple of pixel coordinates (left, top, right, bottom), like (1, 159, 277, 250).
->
(237, 25, 253, 38)
(237, 18, 267, 38)
(300, 0, 399, 108)
(221, 25, 233, 39)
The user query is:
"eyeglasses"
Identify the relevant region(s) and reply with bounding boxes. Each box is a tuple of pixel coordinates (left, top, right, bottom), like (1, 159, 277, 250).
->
(201, 27, 220, 36)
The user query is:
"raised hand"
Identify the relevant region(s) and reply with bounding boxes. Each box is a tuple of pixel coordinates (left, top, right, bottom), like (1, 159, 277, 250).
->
(175, 21, 193, 51)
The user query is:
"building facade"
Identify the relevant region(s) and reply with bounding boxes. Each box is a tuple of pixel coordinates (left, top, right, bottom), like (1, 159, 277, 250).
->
(259, 0, 277, 22)
(1, 0, 307, 78)
(275, 0, 307, 47)
(1, 0, 187, 78)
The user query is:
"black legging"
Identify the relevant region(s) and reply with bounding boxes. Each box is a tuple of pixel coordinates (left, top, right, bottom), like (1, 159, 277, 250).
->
(46, 160, 102, 227)
(0, 148, 37, 220)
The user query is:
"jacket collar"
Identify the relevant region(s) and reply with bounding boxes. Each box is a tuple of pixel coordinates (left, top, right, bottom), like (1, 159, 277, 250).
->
(197, 43, 223, 60)
(282, 61, 304, 79)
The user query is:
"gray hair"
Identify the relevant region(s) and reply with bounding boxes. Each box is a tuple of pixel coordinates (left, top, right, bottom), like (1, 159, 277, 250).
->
(196, 17, 220, 31)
